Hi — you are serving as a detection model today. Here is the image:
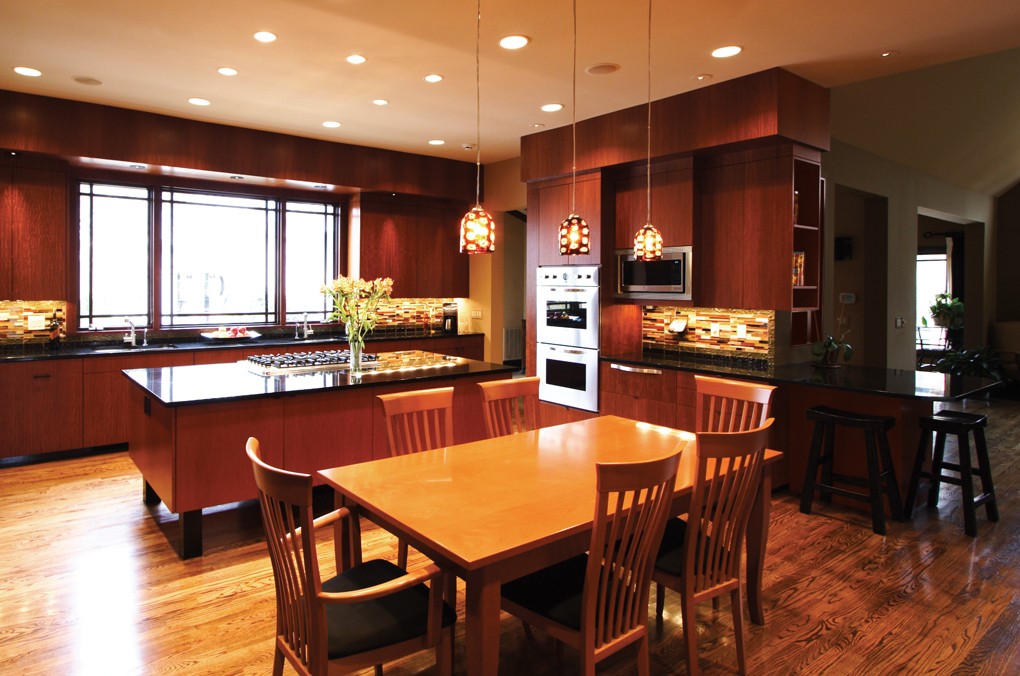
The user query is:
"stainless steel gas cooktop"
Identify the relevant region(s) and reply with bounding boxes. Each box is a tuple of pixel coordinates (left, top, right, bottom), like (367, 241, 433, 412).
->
(247, 349, 378, 374)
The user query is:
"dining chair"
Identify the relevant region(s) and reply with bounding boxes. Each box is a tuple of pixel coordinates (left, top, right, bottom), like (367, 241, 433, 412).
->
(500, 449, 683, 675)
(245, 437, 455, 676)
(378, 386, 454, 568)
(652, 419, 774, 675)
(477, 376, 540, 438)
(695, 374, 776, 432)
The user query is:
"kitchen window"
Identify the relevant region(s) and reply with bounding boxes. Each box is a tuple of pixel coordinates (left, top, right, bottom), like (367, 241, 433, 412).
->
(78, 181, 341, 330)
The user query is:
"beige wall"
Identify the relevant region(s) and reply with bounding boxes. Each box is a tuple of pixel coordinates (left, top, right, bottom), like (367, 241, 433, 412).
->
(822, 140, 996, 369)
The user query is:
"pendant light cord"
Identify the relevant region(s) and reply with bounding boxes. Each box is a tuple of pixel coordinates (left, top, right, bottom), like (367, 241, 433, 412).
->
(474, 0, 482, 208)
(570, 0, 578, 214)
(645, 0, 652, 224)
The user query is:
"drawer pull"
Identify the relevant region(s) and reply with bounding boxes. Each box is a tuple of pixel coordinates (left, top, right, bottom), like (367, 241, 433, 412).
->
(32, 373, 53, 379)
(610, 363, 663, 376)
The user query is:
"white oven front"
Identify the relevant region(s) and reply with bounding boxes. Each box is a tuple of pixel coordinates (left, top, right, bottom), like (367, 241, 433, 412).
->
(537, 342, 599, 413)
(536, 265, 600, 350)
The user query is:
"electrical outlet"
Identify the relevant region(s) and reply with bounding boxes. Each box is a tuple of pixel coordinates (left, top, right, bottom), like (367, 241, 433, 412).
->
(710, 322, 720, 337)
(736, 324, 747, 339)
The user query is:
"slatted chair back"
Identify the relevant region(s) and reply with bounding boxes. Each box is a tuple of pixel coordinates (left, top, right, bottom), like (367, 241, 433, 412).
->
(378, 387, 455, 456)
(695, 374, 775, 433)
(477, 376, 540, 438)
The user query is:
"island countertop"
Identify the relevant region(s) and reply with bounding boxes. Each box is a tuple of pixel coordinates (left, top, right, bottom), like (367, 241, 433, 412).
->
(601, 352, 1000, 401)
(125, 350, 516, 407)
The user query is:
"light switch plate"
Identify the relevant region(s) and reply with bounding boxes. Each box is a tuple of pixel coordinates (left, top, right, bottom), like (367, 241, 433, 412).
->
(736, 324, 747, 339)
(710, 322, 720, 337)
(470, 309, 482, 319)
(27, 314, 46, 330)
(839, 292, 856, 304)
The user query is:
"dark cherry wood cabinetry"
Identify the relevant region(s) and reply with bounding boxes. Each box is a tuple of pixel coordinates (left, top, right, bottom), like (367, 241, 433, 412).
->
(358, 194, 469, 298)
(599, 360, 678, 428)
(0, 163, 69, 300)
(611, 158, 693, 250)
(0, 359, 82, 458)
(529, 171, 602, 268)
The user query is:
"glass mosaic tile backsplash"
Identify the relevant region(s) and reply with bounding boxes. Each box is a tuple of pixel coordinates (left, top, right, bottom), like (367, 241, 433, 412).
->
(642, 306, 774, 363)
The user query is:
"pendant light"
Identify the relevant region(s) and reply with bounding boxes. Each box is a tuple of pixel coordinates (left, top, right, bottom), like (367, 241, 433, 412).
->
(460, 0, 496, 254)
(558, 0, 590, 256)
(633, 0, 663, 261)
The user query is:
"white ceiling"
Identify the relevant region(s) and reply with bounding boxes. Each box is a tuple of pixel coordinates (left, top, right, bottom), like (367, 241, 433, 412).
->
(2, 0, 1020, 192)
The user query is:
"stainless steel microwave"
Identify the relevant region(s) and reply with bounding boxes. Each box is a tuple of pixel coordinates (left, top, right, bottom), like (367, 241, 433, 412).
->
(615, 245, 692, 300)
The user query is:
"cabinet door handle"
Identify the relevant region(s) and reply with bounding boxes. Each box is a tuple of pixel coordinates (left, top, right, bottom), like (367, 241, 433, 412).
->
(610, 363, 663, 376)
(32, 373, 52, 379)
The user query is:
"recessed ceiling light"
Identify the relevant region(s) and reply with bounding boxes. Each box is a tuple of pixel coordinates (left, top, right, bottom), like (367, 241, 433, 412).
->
(585, 63, 620, 76)
(347, 54, 367, 65)
(711, 45, 742, 58)
(188, 97, 211, 106)
(372, 99, 389, 106)
(217, 67, 238, 76)
(499, 35, 530, 50)
(540, 103, 564, 113)
(322, 120, 341, 128)
(254, 31, 277, 43)
(428, 139, 445, 146)
(72, 75, 103, 86)
(13, 66, 42, 77)
(532, 123, 546, 128)
(424, 74, 443, 83)
(879, 50, 899, 58)
(691, 73, 713, 81)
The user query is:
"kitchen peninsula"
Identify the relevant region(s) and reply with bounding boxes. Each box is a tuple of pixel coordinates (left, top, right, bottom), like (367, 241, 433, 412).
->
(124, 349, 515, 558)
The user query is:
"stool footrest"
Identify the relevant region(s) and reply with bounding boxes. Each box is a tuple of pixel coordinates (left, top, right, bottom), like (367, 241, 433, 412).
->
(811, 483, 876, 504)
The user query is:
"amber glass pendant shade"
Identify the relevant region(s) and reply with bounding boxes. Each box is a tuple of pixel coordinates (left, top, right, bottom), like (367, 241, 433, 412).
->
(633, 222, 663, 260)
(559, 213, 590, 255)
(460, 205, 496, 253)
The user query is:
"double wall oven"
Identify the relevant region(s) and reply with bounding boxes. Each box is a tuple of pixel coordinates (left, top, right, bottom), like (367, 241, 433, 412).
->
(535, 265, 600, 413)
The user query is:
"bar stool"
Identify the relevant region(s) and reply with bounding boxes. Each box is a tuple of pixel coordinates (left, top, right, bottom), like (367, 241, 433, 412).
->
(800, 405, 903, 536)
(904, 410, 999, 536)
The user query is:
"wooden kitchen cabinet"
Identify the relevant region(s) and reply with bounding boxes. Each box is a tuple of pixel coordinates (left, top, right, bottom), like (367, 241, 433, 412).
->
(612, 158, 693, 250)
(83, 351, 194, 447)
(530, 171, 602, 267)
(0, 162, 70, 300)
(359, 193, 469, 298)
(0, 358, 83, 457)
(599, 360, 678, 429)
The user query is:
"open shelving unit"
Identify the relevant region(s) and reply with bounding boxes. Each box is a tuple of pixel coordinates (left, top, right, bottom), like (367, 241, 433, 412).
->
(790, 158, 823, 345)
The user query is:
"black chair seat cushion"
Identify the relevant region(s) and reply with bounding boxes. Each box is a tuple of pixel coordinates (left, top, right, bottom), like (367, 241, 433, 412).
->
(322, 558, 455, 659)
(653, 517, 688, 577)
(500, 553, 588, 631)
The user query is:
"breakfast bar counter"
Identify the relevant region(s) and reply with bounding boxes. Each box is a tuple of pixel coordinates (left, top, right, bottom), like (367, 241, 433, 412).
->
(125, 351, 515, 558)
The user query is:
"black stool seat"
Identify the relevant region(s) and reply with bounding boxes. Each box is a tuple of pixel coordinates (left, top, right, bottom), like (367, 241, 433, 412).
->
(800, 405, 902, 535)
(904, 409, 998, 536)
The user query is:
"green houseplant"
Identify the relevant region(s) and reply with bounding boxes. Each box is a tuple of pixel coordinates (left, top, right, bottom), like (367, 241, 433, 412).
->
(923, 292, 964, 329)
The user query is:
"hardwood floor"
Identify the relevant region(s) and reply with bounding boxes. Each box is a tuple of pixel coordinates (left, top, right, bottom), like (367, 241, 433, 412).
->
(1, 397, 1018, 675)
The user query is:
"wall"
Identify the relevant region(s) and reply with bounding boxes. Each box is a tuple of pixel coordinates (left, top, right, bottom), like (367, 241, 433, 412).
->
(822, 140, 996, 369)
(997, 182, 1020, 322)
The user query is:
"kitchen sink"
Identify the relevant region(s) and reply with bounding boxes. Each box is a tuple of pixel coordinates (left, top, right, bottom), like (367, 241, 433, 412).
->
(90, 344, 178, 353)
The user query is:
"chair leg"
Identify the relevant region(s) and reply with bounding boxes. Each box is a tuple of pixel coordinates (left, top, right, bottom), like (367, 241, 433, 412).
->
(863, 431, 887, 536)
(374, 665, 383, 676)
(800, 421, 825, 514)
(398, 540, 408, 569)
(877, 428, 903, 521)
(273, 647, 285, 676)
(904, 427, 928, 518)
(682, 595, 699, 676)
(973, 427, 999, 522)
(655, 582, 666, 622)
(731, 587, 747, 675)
(636, 632, 650, 676)
(956, 432, 978, 537)
(436, 627, 453, 676)
(927, 432, 948, 508)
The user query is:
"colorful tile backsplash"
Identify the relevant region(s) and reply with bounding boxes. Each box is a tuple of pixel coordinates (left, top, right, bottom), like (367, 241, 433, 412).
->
(642, 306, 774, 364)
(375, 298, 456, 332)
(0, 300, 66, 343)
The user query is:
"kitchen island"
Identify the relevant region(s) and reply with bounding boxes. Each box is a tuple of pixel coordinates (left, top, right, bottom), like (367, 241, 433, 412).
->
(601, 352, 1000, 503)
(124, 350, 515, 558)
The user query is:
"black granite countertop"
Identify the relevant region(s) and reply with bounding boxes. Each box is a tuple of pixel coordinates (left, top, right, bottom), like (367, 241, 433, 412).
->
(602, 351, 1001, 401)
(124, 350, 515, 407)
(0, 330, 483, 363)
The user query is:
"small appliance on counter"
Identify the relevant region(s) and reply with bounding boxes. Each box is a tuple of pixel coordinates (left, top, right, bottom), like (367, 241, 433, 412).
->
(442, 302, 458, 334)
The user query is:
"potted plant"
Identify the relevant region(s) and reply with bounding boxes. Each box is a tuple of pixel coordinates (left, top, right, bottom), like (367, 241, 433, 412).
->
(923, 292, 964, 329)
(811, 303, 853, 367)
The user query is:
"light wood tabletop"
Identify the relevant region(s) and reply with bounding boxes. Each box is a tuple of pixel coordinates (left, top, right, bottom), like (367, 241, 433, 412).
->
(319, 415, 781, 675)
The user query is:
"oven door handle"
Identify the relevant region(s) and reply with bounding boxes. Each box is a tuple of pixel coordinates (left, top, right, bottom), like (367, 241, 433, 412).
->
(610, 362, 663, 375)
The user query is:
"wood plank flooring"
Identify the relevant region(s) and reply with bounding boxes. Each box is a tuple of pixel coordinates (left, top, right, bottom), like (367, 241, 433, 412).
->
(1, 397, 1018, 674)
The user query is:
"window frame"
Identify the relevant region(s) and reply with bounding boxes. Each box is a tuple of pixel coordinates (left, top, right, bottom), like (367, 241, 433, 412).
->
(73, 171, 346, 333)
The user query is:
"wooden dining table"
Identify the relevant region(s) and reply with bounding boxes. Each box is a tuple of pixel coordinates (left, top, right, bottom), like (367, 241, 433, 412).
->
(318, 415, 782, 675)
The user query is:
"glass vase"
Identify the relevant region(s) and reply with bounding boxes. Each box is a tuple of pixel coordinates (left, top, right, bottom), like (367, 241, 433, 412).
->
(346, 322, 364, 374)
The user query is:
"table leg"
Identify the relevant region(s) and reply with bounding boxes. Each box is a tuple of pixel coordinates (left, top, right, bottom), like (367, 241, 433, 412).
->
(464, 570, 501, 676)
(746, 464, 772, 625)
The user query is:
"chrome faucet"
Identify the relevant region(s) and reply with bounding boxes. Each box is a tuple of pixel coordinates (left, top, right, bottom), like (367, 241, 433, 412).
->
(123, 318, 137, 346)
(302, 312, 313, 339)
